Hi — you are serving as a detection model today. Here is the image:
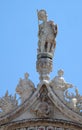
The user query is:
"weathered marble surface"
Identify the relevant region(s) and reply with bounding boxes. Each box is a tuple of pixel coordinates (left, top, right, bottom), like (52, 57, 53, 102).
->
(16, 73, 35, 103)
(37, 10, 57, 54)
(0, 9, 82, 130)
(36, 10, 57, 81)
(0, 91, 18, 116)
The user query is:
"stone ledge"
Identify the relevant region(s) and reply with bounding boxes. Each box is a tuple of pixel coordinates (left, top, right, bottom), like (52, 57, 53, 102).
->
(3, 118, 82, 130)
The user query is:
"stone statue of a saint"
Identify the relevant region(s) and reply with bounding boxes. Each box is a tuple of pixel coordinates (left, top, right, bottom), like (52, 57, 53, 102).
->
(37, 10, 57, 54)
(16, 73, 35, 103)
(50, 69, 73, 91)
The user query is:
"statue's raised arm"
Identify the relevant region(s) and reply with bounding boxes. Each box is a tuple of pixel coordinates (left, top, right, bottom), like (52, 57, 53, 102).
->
(37, 9, 58, 55)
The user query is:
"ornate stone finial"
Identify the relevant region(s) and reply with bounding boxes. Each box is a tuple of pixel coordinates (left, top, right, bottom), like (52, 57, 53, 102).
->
(16, 73, 35, 103)
(0, 91, 18, 116)
(36, 9, 58, 81)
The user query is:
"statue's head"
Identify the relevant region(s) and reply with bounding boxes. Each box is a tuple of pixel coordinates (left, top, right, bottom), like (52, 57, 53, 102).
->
(38, 9, 47, 22)
(58, 69, 64, 77)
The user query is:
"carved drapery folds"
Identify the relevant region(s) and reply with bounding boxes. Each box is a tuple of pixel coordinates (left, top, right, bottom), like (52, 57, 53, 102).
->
(50, 69, 73, 91)
(50, 69, 82, 114)
(0, 9, 82, 130)
(37, 10, 57, 54)
(36, 9, 57, 81)
(0, 69, 82, 119)
(0, 73, 35, 117)
(16, 73, 35, 103)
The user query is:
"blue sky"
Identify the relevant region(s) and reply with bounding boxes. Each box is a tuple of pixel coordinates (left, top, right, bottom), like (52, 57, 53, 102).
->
(0, 0, 82, 97)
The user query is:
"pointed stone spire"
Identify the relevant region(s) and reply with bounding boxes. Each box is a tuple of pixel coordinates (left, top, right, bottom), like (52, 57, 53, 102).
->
(36, 9, 58, 81)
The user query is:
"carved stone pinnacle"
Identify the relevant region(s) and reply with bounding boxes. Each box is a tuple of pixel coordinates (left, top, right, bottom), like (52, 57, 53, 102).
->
(36, 9, 57, 81)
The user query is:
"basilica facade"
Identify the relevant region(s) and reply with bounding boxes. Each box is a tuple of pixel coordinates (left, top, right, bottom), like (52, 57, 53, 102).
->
(0, 10, 82, 130)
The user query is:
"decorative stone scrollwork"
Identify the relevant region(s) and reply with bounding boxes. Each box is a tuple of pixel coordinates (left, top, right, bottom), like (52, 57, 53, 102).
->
(38, 126, 45, 130)
(16, 73, 35, 103)
(50, 69, 82, 115)
(36, 58, 52, 81)
(31, 85, 54, 118)
(14, 126, 70, 130)
(65, 88, 82, 113)
(47, 126, 54, 130)
(0, 91, 18, 116)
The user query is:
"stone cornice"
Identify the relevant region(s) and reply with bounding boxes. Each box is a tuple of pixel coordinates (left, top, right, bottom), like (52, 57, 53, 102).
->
(0, 88, 39, 125)
(47, 86, 82, 123)
(3, 118, 82, 130)
(0, 83, 82, 126)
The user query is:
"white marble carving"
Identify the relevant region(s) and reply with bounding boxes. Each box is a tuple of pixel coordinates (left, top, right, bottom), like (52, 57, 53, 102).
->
(50, 69, 82, 114)
(0, 10, 82, 130)
(15, 126, 70, 130)
(50, 69, 73, 91)
(16, 73, 35, 103)
(31, 86, 54, 118)
(37, 9, 57, 55)
(47, 126, 54, 130)
(36, 10, 57, 81)
(28, 127, 35, 130)
(0, 91, 18, 116)
(65, 88, 82, 113)
(38, 126, 45, 130)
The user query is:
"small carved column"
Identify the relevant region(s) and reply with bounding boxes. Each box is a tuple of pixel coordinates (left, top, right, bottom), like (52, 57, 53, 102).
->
(36, 10, 57, 81)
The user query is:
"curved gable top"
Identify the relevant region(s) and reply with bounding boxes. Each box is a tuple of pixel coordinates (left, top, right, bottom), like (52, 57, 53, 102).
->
(0, 81, 82, 126)
(0, 9, 82, 130)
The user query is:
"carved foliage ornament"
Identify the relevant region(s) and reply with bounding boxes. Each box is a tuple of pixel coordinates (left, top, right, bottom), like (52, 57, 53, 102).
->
(0, 91, 18, 116)
(65, 88, 82, 113)
(50, 69, 82, 115)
